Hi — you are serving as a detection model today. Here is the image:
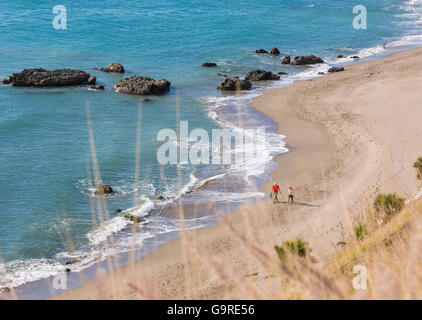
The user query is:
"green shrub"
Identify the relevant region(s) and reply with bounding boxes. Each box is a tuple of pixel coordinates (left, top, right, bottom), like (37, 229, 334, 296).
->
(373, 193, 405, 220)
(275, 239, 309, 262)
(415, 157, 422, 179)
(354, 223, 369, 241)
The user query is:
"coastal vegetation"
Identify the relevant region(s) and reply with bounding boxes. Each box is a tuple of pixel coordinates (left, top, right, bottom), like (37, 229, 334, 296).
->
(415, 157, 422, 179)
(373, 193, 405, 221)
(274, 239, 309, 262)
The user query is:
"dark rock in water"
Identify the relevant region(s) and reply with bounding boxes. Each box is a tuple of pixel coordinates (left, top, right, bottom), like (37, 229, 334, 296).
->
(337, 55, 344, 58)
(89, 85, 104, 90)
(277, 72, 288, 75)
(217, 78, 252, 91)
(255, 49, 268, 54)
(245, 70, 280, 81)
(281, 55, 291, 64)
(95, 184, 113, 195)
(217, 73, 228, 77)
(318, 72, 325, 75)
(291, 55, 324, 65)
(6, 68, 95, 87)
(99, 63, 125, 73)
(123, 213, 142, 223)
(116, 209, 122, 213)
(156, 195, 164, 200)
(270, 48, 280, 55)
(202, 62, 217, 67)
(113, 76, 171, 95)
(2, 78, 11, 84)
(87, 76, 96, 84)
(327, 66, 345, 73)
(143, 98, 154, 102)
(65, 268, 71, 273)
(351, 56, 360, 59)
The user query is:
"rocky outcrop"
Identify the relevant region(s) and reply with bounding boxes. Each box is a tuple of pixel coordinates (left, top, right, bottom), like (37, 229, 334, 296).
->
(351, 56, 360, 59)
(255, 49, 268, 54)
(337, 55, 344, 58)
(217, 78, 252, 91)
(245, 70, 280, 81)
(202, 62, 217, 67)
(281, 55, 291, 64)
(291, 55, 324, 65)
(270, 48, 280, 55)
(113, 76, 171, 95)
(95, 184, 113, 195)
(98, 63, 125, 73)
(278, 71, 288, 75)
(5, 68, 96, 87)
(2, 79, 11, 84)
(327, 66, 345, 73)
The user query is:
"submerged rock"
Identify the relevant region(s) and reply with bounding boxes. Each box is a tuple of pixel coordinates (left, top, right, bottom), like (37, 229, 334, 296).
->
(5, 68, 95, 87)
(123, 213, 142, 223)
(217, 78, 252, 91)
(337, 55, 344, 58)
(351, 56, 360, 59)
(89, 85, 104, 91)
(270, 48, 280, 55)
(2, 78, 11, 84)
(277, 71, 288, 75)
(245, 70, 280, 81)
(327, 66, 345, 73)
(255, 49, 268, 54)
(98, 63, 125, 73)
(291, 55, 324, 65)
(202, 62, 217, 67)
(113, 76, 171, 95)
(281, 55, 291, 64)
(95, 184, 113, 195)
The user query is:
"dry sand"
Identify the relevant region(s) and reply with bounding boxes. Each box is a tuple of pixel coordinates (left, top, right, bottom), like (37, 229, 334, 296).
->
(49, 47, 422, 300)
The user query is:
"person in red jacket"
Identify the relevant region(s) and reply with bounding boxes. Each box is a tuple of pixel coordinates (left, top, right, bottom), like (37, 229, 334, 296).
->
(288, 186, 294, 203)
(272, 182, 280, 203)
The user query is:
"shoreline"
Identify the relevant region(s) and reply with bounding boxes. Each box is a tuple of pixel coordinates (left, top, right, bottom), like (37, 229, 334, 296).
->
(44, 46, 422, 299)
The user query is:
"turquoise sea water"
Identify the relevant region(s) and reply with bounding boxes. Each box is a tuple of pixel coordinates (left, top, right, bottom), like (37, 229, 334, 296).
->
(1, 0, 422, 289)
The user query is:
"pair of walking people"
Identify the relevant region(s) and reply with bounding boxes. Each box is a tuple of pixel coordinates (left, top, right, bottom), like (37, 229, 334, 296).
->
(272, 183, 294, 203)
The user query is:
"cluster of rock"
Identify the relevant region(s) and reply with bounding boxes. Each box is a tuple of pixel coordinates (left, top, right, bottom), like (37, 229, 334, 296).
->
(245, 70, 280, 81)
(2, 64, 174, 97)
(338, 55, 359, 59)
(2, 68, 96, 87)
(281, 55, 324, 65)
(255, 48, 280, 55)
(113, 76, 171, 95)
(327, 66, 345, 73)
(217, 68, 285, 91)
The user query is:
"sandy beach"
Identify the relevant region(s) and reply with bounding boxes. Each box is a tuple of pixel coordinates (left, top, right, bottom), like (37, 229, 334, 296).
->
(49, 47, 422, 300)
